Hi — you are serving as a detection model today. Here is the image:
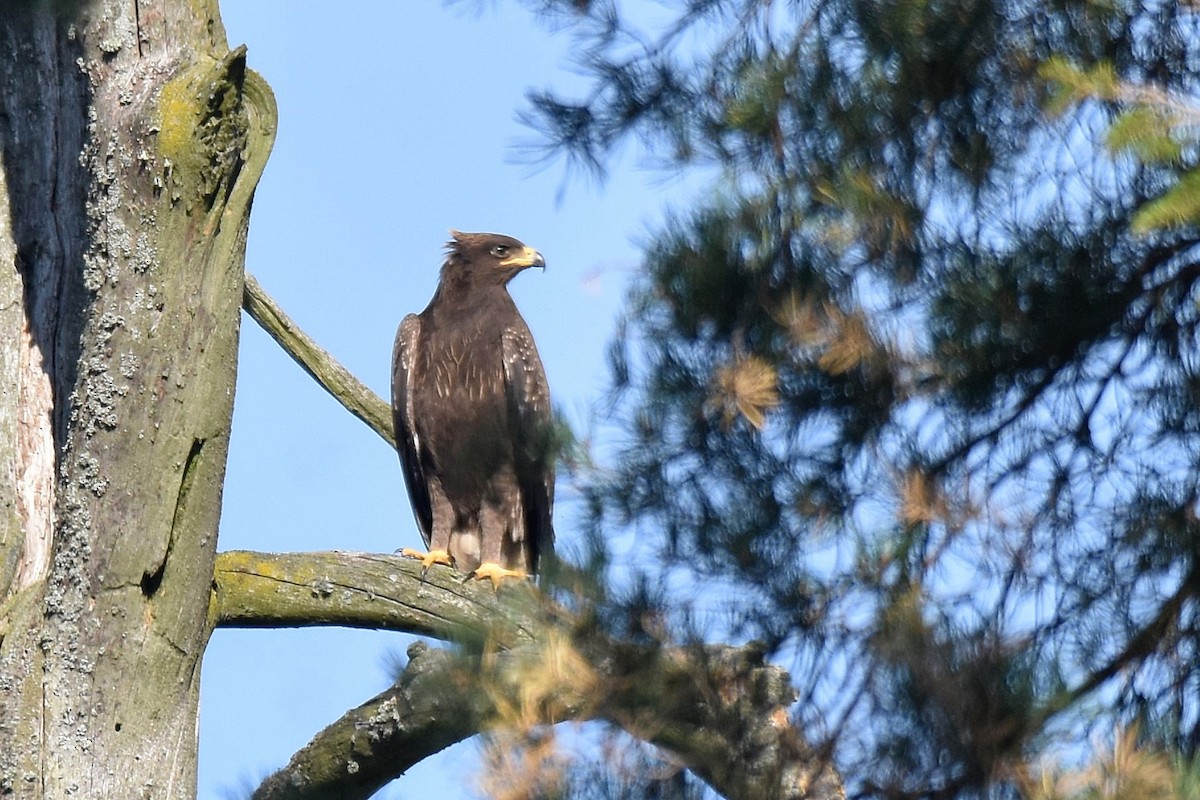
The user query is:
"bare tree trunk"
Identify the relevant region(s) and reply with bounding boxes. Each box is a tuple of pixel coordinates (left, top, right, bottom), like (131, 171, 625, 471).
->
(0, 2, 274, 796)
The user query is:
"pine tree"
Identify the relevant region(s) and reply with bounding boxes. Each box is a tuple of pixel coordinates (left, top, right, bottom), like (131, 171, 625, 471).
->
(516, 1, 1200, 796)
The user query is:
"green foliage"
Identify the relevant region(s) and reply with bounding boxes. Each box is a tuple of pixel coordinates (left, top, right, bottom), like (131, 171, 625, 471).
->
(517, 0, 1200, 798)
(1039, 57, 1121, 116)
(1108, 108, 1183, 165)
(1132, 170, 1200, 233)
(1040, 53, 1200, 234)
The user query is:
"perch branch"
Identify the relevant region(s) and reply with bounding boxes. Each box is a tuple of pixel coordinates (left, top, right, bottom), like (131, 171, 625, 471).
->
(212, 550, 541, 647)
(242, 272, 395, 446)
(223, 553, 842, 800)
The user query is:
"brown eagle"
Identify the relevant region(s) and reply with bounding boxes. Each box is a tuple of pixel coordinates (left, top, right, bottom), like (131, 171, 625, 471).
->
(392, 231, 554, 586)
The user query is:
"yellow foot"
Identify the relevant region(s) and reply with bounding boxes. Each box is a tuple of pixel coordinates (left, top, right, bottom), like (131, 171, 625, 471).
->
(400, 548, 454, 572)
(468, 562, 528, 590)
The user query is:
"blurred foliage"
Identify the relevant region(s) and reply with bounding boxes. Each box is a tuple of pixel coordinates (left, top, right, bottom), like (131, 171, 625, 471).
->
(509, 0, 1200, 799)
(1041, 55, 1200, 232)
(1023, 728, 1200, 800)
(554, 733, 710, 800)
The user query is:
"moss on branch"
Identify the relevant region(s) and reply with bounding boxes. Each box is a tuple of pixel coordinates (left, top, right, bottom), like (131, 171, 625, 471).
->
(212, 550, 541, 647)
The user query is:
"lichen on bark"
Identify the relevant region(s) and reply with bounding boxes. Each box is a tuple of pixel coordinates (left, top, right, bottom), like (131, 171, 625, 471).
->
(0, 1, 276, 797)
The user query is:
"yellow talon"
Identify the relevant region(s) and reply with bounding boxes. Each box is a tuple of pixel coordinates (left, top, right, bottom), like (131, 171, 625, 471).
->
(400, 548, 454, 572)
(469, 562, 527, 590)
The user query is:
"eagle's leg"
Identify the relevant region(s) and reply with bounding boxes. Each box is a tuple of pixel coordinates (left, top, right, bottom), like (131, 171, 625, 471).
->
(400, 487, 456, 573)
(467, 504, 528, 589)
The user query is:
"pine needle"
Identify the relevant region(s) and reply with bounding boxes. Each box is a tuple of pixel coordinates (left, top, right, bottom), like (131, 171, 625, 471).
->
(709, 355, 780, 430)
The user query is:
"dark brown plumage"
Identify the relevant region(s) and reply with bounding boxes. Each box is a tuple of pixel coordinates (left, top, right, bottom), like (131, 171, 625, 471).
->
(392, 231, 554, 585)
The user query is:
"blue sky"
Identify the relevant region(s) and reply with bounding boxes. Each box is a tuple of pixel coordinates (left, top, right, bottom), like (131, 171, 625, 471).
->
(201, 2, 687, 797)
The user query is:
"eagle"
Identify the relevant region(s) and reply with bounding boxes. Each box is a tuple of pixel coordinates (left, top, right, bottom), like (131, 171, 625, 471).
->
(392, 231, 554, 587)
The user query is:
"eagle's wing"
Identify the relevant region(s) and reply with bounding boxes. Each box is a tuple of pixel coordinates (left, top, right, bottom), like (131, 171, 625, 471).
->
(502, 323, 555, 573)
(392, 314, 433, 548)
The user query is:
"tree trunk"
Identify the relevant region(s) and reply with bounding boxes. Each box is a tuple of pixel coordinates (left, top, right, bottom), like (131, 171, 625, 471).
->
(0, 2, 274, 796)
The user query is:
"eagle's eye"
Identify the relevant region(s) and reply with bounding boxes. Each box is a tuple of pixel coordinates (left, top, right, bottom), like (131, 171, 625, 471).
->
(490, 244, 510, 258)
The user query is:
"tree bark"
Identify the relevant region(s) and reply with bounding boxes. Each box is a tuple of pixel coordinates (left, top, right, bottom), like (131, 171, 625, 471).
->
(0, 2, 275, 797)
(213, 549, 544, 647)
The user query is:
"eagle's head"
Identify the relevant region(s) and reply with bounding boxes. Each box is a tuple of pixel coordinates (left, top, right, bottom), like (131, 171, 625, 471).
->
(442, 230, 546, 288)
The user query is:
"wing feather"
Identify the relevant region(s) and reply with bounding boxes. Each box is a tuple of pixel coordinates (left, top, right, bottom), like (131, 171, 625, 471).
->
(502, 324, 555, 573)
(392, 314, 433, 548)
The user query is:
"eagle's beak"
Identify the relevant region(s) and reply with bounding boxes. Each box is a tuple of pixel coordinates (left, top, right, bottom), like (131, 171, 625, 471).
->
(502, 246, 546, 271)
(520, 246, 546, 271)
